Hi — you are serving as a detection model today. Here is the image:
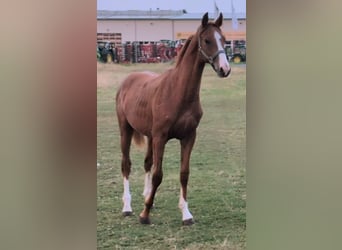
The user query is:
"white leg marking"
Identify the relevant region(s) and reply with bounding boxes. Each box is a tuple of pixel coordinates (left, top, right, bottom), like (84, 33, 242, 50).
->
(178, 189, 193, 221)
(142, 172, 152, 201)
(214, 31, 231, 74)
(122, 178, 132, 213)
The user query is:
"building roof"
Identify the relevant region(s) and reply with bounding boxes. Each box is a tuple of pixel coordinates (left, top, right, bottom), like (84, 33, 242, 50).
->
(97, 10, 246, 20)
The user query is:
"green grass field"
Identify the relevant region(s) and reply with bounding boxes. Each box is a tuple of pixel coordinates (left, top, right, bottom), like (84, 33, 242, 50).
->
(97, 62, 246, 249)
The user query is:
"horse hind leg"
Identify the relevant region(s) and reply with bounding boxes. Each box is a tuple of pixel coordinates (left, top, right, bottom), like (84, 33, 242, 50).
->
(119, 121, 134, 216)
(139, 135, 167, 224)
(142, 137, 153, 201)
(122, 177, 132, 216)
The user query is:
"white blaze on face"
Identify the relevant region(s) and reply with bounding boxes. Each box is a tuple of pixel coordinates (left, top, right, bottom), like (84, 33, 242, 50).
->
(214, 31, 230, 74)
(122, 178, 132, 213)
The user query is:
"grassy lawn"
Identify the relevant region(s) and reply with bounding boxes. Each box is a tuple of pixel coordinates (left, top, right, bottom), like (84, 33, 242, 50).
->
(97, 62, 246, 249)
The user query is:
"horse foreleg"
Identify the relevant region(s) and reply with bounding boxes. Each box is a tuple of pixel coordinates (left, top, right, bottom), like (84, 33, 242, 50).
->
(179, 131, 196, 225)
(139, 135, 166, 224)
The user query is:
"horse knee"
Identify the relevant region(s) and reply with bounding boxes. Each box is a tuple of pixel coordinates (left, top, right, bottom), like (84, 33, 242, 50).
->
(144, 157, 153, 172)
(121, 158, 132, 178)
(152, 169, 163, 187)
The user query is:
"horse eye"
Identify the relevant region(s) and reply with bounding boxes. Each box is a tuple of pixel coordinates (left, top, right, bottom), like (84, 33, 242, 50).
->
(204, 39, 211, 45)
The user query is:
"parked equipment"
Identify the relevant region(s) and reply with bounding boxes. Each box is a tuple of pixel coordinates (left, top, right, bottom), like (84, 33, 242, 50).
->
(97, 35, 246, 64)
(225, 40, 246, 63)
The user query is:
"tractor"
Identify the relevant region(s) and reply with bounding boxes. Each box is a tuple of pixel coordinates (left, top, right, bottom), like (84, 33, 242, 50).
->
(225, 40, 246, 63)
(97, 41, 117, 63)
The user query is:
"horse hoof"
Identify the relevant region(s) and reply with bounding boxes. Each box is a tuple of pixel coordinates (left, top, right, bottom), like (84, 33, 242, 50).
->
(122, 211, 133, 217)
(139, 216, 151, 225)
(182, 218, 194, 226)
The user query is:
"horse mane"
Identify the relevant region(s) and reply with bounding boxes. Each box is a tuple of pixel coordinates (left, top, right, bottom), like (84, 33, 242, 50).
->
(176, 35, 194, 67)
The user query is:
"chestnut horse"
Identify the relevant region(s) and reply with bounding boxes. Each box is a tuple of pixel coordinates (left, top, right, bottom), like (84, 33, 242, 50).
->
(116, 12, 231, 225)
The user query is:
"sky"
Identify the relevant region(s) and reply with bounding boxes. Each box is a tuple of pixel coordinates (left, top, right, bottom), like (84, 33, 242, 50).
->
(97, 0, 246, 13)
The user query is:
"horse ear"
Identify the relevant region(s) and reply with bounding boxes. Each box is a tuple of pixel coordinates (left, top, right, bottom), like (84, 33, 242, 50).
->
(202, 12, 209, 27)
(214, 12, 223, 27)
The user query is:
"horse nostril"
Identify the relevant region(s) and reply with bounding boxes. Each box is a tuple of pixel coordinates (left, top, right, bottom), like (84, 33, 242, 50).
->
(220, 67, 229, 74)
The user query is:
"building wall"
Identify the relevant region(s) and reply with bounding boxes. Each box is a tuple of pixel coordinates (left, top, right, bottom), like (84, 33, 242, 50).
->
(97, 20, 136, 41)
(172, 20, 197, 39)
(173, 19, 246, 40)
(97, 19, 246, 42)
(136, 20, 173, 41)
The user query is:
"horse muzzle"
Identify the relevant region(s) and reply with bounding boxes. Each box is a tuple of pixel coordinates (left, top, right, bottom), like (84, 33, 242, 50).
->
(214, 61, 231, 78)
(216, 65, 230, 78)
(214, 52, 231, 78)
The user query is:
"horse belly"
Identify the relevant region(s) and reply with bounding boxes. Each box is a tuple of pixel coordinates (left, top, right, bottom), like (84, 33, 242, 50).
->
(118, 73, 158, 136)
(124, 93, 153, 136)
(125, 104, 152, 136)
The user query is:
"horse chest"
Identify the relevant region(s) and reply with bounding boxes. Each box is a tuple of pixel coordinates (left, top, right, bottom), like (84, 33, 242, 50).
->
(171, 108, 203, 138)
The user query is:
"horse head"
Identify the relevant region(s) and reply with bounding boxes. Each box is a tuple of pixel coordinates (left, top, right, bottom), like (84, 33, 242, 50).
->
(198, 12, 231, 78)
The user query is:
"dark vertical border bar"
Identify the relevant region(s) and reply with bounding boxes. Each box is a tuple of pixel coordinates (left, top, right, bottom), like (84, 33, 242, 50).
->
(0, 1, 97, 249)
(247, 1, 342, 250)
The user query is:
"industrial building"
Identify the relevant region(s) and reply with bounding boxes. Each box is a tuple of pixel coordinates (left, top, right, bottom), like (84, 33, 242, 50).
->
(97, 10, 246, 43)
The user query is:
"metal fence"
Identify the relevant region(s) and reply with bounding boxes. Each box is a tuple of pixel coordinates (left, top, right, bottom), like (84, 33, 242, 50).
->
(97, 40, 184, 63)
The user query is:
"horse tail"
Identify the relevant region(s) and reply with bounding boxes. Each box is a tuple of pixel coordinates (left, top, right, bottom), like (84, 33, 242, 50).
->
(132, 130, 145, 148)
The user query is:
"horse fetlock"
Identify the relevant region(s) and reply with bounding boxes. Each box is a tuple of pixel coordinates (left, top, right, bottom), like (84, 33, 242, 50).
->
(181, 207, 193, 222)
(122, 191, 132, 214)
(122, 178, 132, 216)
(179, 196, 193, 221)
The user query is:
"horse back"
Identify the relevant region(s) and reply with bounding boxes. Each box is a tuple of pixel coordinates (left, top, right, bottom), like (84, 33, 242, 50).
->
(117, 71, 158, 101)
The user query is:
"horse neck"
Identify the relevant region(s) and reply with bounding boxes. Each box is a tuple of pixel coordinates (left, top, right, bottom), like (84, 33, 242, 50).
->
(174, 36, 205, 103)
